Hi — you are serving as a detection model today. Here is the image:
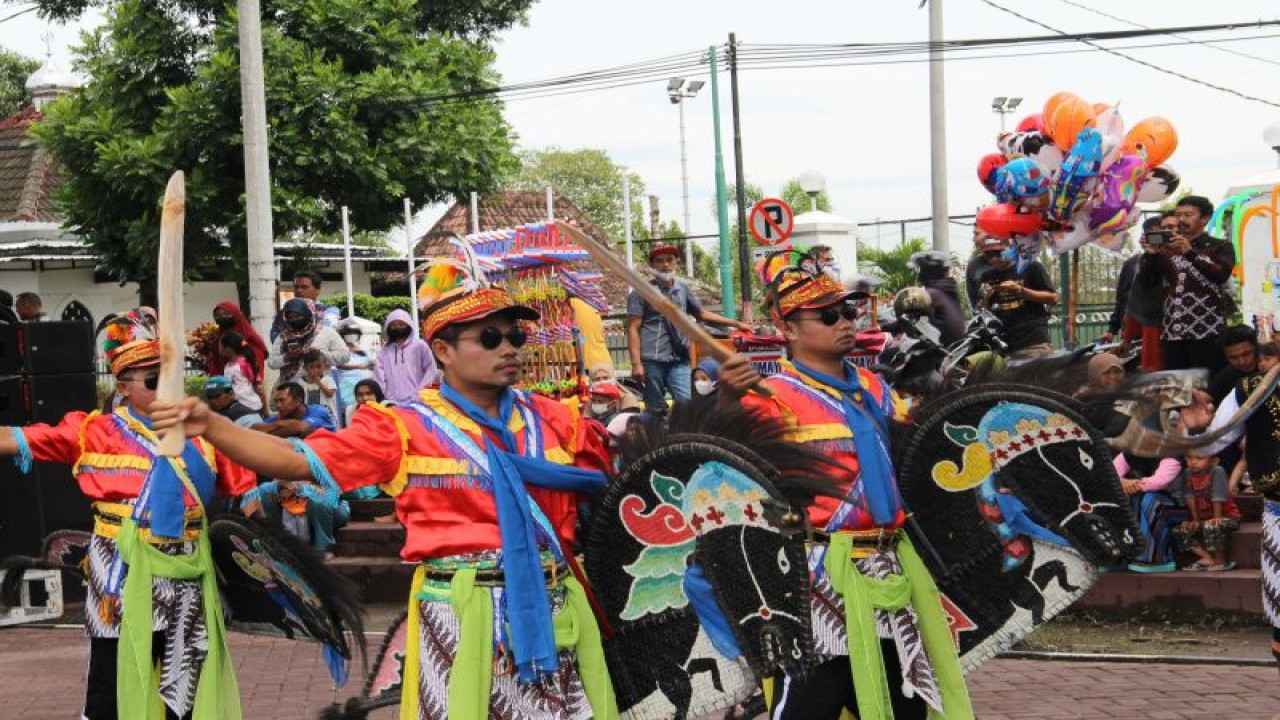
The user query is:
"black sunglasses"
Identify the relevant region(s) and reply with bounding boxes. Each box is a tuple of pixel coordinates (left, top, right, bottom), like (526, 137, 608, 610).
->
(798, 304, 859, 326)
(127, 373, 160, 390)
(463, 326, 528, 350)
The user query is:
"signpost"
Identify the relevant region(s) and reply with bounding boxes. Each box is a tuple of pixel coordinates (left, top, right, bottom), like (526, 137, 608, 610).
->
(749, 197, 795, 247)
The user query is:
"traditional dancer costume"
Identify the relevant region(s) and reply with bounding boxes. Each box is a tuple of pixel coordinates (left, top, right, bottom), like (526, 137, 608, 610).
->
(5, 311, 253, 719)
(1203, 370, 1280, 662)
(292, 281, 619, 719)
(740, 266, 973, 720)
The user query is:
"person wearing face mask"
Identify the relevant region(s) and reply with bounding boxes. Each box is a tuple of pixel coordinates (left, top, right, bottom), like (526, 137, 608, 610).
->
(332, 319, 376, 427)
(267, 297, 350, 384)
(627, 244, 750, 416)
(976, 235, 1058, 359)
(808, 244, 843, 282)
(207, 300, 268, 380)
(375, 308, 439, 405)
(586, 380, 623, 425)
(692, 357, 720, 397)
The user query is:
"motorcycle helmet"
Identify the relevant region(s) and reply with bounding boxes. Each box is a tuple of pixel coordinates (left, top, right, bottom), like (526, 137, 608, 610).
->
(892, 286, 932, 318)
(909, 251, 951, 281)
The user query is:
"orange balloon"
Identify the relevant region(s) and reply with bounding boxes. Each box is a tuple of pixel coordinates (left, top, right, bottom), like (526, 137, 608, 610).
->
(1092, 103, 1111, 115)
(1047, 96, 1097, 151)
(1124, 116, 1178, 168)
(1042, 91, 1079, 125)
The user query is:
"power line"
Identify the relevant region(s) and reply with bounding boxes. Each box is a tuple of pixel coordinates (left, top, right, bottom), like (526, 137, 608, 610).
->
(400, 20, 1280, 112)
(978, 0, 1280, 108)
(0, 5, 37, 25)
(1052, 0, 1280, 67)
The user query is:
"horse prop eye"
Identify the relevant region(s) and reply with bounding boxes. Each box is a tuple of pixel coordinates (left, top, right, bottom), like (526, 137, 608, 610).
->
(1078, 447, 1093, 470)
(777, 547, 791, 574)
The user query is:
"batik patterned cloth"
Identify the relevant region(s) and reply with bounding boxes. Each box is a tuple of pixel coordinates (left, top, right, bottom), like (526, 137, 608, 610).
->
(1263, 502, 1280, 631)
(410, 552, 592, 720)
(807, 547, 942, 713)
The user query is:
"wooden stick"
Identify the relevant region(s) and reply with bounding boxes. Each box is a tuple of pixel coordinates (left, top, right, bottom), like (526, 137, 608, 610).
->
(156, 171, 187, 457)
(554, 220, 771, 397)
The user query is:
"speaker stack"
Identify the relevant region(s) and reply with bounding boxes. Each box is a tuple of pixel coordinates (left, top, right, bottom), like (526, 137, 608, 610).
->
(0, 321, 98, 559)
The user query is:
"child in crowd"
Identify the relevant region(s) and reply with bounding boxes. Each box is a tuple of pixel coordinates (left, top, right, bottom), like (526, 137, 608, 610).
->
(219, 331, 265, 411)
(299, 348, 339, 421)
(1173, 451, 1242, 572)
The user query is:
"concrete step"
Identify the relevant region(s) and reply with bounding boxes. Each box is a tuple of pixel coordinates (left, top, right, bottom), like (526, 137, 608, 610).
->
(1227, 522, 1261, 569)
(1236, 493, 1265, 523)
(1077, 567, 1264, 615)
(327, 556, 415, 604)
(348, 498, 395, 522)
(333, 521, 404, 558)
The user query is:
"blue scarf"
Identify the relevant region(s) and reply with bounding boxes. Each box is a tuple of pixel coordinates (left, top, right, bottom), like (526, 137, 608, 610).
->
(122, 410, 216, 539)
(438, 383, 607, 683)
(790, 361, 900, 526)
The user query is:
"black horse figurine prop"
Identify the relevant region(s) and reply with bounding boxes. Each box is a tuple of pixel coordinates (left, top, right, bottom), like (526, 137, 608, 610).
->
(896, 384, 1141, 668)
(584, 402, 839, 720)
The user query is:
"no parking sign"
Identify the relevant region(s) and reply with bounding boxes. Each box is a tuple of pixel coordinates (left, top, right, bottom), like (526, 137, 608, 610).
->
(748, 198, 794, 246)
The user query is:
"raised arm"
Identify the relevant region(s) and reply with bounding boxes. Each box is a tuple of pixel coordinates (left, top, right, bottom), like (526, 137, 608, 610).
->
(155, 398, 312, 480)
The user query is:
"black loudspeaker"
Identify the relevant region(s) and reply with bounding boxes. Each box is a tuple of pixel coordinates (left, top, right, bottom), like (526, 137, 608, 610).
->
(0, 321, 95, 376)
(0, 373, 98, 426)
(0, 461, 93, 558)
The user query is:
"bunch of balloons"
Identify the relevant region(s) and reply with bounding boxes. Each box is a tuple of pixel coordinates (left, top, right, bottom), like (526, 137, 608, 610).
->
(975, 91, 1182, 261)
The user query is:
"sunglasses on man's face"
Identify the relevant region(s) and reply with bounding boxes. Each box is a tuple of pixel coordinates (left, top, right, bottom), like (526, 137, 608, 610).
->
(126, 374, 160, 391)
(797, 304, 859, 327)
(462, 326, 529, 350)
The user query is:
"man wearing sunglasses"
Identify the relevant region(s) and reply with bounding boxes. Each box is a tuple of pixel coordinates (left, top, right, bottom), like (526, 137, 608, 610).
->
(627, 244, 751, 416)
(976, 235, 1058, 360)
(151, 279, 619, 719)
(0, 311, 255, 719)
(719, 267, 973, 720)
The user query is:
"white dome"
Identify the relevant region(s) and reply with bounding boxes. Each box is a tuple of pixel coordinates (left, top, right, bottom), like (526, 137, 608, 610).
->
(25, 54, 79, 95)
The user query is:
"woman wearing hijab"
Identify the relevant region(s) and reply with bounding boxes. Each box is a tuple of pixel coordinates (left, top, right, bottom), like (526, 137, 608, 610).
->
(692, 357, 720, 397)
(208, 301, 268, 379)
(267, 298, 349, 384)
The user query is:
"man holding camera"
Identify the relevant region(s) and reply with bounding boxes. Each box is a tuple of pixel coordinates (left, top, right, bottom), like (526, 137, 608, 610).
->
(1140, 196, 1236, 373)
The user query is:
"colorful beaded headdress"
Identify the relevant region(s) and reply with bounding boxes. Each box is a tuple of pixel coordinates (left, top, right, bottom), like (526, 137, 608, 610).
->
(102, 307, 160, 375)
(758, 249, 859, 322)
(417, 236, 539, 340)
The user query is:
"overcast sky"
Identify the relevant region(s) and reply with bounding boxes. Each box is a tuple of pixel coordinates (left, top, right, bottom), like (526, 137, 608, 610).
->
(8, 0, 1280, 259)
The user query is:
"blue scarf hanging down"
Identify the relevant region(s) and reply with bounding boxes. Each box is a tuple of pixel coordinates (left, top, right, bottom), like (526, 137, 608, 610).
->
(438, 383, 607, 683)
(790, 361, 901, 526)
(123, 410, 216, 539)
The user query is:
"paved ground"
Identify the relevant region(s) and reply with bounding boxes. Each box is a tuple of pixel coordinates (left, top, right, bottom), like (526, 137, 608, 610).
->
(1, 626, 1277, 719)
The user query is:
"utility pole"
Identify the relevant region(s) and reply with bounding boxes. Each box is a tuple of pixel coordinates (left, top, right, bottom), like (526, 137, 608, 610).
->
(728, 33, 751, 315)
(709, 46, 735, 318)
(237, 0, 276, 340)
(623, 173, 634, 269)
(928, 0, 950, 254)
(649, 195, 662, 240)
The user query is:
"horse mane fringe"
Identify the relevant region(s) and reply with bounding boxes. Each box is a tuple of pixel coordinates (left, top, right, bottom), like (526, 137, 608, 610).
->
(0, 555, 40, 610)
(618, 397, 846, 508)
(318, 697, 373, 720)
(225, 514, 369, 675)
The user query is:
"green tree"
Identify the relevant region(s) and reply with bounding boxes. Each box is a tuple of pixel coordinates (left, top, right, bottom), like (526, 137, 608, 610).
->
(858, 237, 927, 295)
(0, 48, 39, 117)
(508, 147, 647, 247)
(32, 0, 523, 301)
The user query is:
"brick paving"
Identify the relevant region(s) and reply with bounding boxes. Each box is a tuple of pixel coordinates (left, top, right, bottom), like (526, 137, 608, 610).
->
(1, 627, 1277, 719)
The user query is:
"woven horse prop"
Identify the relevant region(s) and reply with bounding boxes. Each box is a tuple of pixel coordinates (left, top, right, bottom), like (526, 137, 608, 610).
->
(584, 403, 840, 720)
(316, 402, 836, 720)
(895, 384, 1141, 669)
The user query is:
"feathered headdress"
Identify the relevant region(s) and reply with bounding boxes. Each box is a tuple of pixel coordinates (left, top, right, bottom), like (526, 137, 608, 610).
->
(417, 236, 538, 340)
(101, 308, 160, 375)
(758, 250, 855, 322)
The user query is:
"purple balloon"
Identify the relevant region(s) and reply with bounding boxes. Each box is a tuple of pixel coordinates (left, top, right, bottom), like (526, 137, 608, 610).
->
(1089, 154, 1147, 233)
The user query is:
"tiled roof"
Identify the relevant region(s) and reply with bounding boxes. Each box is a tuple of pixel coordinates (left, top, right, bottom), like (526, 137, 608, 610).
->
(0, 108, 62, 223)
(417, 191, 721, 314)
